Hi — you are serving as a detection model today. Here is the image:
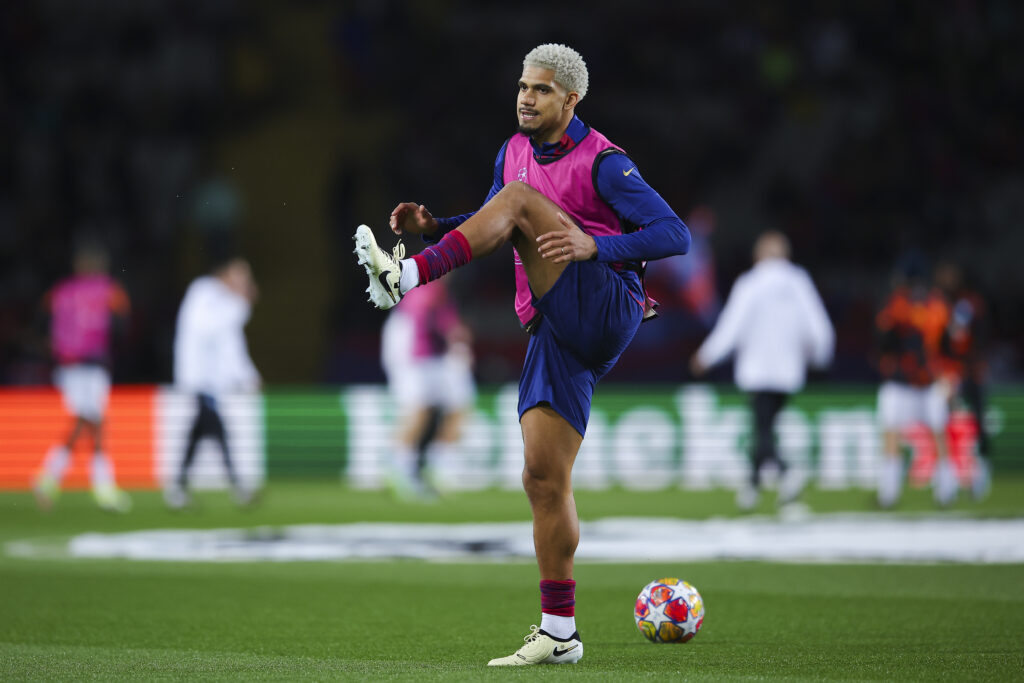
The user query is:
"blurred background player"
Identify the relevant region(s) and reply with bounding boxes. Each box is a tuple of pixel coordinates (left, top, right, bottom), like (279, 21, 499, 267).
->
(380, 279, 475, 500)
(644, 205, 721, 333)
(875, 253, 957, 508)
(33, 243, 132, 512)
(690, 231, 834, 511)
(166, 257, 261, 509)
(934, 260, 992, 500)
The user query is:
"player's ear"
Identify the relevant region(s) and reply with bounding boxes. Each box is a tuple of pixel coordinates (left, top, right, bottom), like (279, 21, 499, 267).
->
(564, 92, 579, 110)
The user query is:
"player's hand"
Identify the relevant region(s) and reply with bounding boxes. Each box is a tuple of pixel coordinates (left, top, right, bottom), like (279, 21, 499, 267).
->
(389, 202, 438, 236)
(689, 354, 707, 377)
(536, 212, 597, 263)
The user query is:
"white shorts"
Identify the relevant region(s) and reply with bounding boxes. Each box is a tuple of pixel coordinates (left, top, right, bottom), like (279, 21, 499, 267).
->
(381, 311, 475, 414)
(54, 364, 111, 422)
(386, 355, 476, 413)
(877, 381, 948, 432)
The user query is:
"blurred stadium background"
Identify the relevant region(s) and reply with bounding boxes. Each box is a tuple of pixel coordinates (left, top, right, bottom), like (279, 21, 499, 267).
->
(0, 0, 1022, 487)
(2, 3, 1024, 679)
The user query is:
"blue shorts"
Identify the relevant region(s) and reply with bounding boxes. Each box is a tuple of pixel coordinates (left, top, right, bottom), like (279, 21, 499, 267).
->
(517, 260, 645, 437)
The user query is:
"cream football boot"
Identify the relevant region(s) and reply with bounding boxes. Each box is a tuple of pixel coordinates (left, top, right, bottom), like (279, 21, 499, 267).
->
(353, 224, 405, 310)
(487, 625, 583, 666)
(94, 485, 132, 513)
(33, 474, 60, 510)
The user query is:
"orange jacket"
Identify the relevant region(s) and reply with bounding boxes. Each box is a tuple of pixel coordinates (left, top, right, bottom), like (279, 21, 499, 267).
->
(876, 287, 952, 386)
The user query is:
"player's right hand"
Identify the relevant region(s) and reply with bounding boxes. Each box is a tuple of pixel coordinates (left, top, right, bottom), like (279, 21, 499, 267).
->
(389, 202, 438, 236)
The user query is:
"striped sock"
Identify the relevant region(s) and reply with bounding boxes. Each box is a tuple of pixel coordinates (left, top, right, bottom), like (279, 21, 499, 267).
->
(540, 579, 577, 639)
(540, 579, 576, 617)
(410, 230, 472, 284)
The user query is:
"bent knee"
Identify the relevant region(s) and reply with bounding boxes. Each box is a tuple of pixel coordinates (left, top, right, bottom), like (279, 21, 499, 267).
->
(499, 181, 546, 220)
(501, 180, 535, 198)
(522, 461, 570, 494)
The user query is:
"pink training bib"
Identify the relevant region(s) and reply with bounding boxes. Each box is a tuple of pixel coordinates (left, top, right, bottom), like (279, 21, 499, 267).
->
(502, 128, 626, 327)
(50, 275, 127, 364)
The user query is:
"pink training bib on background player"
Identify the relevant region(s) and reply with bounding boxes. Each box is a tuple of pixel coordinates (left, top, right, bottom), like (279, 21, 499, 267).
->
(49, 275, 129, 365)
(397, 281, 463, 360)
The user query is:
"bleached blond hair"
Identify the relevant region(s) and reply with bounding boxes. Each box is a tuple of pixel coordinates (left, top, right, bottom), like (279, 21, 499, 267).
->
(523, 43, 589, 101)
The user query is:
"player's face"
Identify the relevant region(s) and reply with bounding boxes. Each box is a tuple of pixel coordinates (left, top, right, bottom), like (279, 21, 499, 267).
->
(223, 260, 257, 301)
(517, 66, 576, 143)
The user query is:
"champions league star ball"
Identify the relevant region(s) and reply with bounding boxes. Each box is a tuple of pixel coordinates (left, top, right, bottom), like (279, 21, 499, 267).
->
(634, 578, 705, 643)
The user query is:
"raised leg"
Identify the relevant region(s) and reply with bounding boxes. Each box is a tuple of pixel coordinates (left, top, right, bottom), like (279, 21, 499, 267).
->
(453, 182, 576, 300)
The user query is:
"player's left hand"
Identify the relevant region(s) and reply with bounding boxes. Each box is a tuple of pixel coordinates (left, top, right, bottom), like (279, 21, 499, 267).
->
(536, 212, 597, 263)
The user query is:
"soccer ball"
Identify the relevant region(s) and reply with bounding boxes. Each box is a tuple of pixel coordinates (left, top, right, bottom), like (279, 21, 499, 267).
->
(634, 577, 704, 643)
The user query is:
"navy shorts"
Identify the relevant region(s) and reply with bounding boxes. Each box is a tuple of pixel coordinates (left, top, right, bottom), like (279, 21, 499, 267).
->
(517, 260, 645, 437)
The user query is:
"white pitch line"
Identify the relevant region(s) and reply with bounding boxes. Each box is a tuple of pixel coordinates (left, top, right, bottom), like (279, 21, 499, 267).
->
(6, 513, 1024, 564)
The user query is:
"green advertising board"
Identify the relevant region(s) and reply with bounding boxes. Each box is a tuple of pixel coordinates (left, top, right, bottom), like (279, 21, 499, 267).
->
(264, 384, 1021, 489)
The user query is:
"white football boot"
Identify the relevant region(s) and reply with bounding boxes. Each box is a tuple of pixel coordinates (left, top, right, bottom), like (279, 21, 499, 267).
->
(94, 485, 132, 513)
(353, 225, 404, 310)
(487, 625, 583, 666)
(777, 466, 808, 506)
(33, 474, 60, 511)
(163, 485, 191, 510)
(735, 484, 760, 512)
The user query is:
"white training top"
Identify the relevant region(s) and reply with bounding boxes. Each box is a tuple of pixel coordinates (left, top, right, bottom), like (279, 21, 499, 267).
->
(696, 258, 834, 393)
(173, 276, 260, 396)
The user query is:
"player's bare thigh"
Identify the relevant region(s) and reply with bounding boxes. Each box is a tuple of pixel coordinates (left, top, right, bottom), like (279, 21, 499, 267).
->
(506, 183, 574, 294)
(461, 182, 572, 299)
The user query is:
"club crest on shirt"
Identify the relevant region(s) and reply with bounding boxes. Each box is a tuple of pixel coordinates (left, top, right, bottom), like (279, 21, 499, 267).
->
(517, 167, 527, 182)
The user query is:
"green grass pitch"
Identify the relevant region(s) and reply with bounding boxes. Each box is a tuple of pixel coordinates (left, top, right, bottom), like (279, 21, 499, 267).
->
(2, 480, 1023, 680)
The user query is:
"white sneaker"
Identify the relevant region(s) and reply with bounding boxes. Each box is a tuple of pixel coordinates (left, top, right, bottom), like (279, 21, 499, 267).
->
(164, 486, 191, 510)
(736, 485, 760, 512)
(777, 467, 807, 506)
(487, 625, 583, 666)
(33, 474, 60, 510)
(353, 224, 404, 310)
(233, 485, 259, 507)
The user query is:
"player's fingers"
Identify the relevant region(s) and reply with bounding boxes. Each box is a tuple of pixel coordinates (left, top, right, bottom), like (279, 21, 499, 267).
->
(555, 212, 576, 230)
(540, 242, 570, 262)
(537, 235, 562, 254)
(535, 231, 565, 245)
